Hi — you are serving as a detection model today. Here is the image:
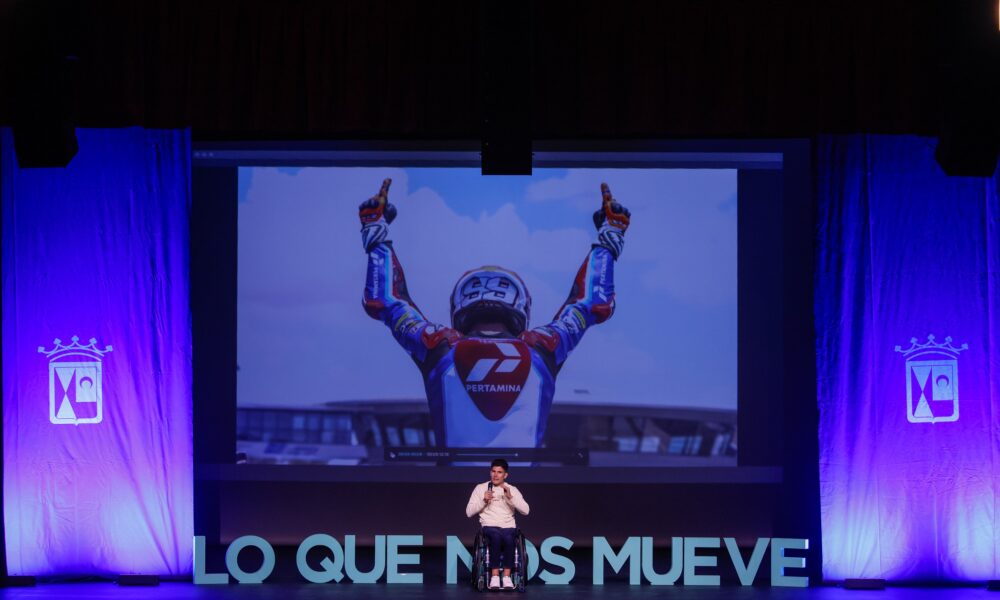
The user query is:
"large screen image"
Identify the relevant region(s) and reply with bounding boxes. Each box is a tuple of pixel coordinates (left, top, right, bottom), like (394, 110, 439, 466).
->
(237, 167, 737, 467)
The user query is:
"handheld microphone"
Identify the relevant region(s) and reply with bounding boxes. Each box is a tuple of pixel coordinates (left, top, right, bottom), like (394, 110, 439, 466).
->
(488, 482, 494, 492)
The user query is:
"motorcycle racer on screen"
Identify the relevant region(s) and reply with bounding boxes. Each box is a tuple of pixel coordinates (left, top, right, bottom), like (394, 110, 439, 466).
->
(360, 178, 630, 448)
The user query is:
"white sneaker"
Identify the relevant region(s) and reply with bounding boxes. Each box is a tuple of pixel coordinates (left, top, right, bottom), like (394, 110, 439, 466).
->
(502, 575, 515, 590)
(489, 575, 501, 590)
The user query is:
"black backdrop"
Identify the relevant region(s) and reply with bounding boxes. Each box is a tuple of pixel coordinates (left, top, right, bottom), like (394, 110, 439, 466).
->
(0, 0, 986, 139)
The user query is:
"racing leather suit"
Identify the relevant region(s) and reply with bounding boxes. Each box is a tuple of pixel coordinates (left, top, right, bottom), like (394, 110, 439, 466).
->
(363, 243, 616, 447)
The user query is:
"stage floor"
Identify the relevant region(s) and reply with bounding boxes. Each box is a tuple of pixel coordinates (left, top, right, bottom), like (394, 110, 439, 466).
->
(0, 584, 995, 600)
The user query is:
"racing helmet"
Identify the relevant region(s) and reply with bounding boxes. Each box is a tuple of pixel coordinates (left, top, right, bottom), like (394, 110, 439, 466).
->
(450, 266, 531, 335)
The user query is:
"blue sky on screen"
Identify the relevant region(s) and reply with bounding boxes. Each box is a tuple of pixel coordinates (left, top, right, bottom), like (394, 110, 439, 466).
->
(237, 167, 737, 410)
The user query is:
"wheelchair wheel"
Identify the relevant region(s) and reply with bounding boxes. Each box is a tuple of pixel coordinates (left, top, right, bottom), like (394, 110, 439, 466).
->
(513, 530, 528, 592)
(471, 531, 487, 591)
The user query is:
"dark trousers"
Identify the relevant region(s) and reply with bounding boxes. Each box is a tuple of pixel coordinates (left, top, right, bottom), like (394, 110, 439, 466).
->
(482, 526, 517, 570)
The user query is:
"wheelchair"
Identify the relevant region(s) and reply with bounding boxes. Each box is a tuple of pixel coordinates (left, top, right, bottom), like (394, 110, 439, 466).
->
(471, 528, 527, 592)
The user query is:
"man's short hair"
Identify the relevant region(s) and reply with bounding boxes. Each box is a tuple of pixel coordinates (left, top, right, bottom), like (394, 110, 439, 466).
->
(491, 458, 509, 472)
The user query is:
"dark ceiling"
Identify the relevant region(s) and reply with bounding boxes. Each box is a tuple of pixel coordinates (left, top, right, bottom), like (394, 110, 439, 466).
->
(0, 0, 996, 142)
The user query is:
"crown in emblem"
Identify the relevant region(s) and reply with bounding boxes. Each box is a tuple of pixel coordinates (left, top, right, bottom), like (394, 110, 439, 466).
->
(38, 336, 113, 360)
(894, 334, 967, 359)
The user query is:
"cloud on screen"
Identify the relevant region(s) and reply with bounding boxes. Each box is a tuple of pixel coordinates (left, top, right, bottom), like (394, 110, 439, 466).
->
(237, 167, 736, 410)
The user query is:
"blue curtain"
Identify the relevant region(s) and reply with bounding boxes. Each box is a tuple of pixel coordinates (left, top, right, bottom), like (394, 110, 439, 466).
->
(816, 135, 1000, 581)
(2, 128, 193, 576)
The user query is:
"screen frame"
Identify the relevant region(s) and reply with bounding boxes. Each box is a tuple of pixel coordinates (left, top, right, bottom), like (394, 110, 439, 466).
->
(191, 139, 813, 486)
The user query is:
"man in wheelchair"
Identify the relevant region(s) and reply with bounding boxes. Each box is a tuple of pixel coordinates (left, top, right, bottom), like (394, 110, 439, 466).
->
(466, 459, 530, 590)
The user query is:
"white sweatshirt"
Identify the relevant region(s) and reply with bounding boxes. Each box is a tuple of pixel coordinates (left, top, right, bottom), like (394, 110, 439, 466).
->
(465, 481, 530, 528)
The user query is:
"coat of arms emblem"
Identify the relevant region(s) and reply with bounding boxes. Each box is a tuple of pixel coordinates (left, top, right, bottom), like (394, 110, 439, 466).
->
(894, 334, 967, 424)
(38, 336, 113, 425)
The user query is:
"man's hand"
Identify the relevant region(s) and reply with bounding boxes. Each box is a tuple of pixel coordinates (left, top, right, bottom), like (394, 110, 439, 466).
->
(359, 178, 396, 225)
(502, 484, 513, 499)
(359, 178, 397, 252)
(484, 490, 494, 503)
(593, 182, 631, 231)
(592, 182, 630, 260)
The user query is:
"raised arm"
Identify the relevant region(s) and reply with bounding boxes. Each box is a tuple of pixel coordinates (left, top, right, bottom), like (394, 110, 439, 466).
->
(504, 484, 530, 516)
(360, 179, 459, 366)
(521, 183, 630, 368)
(466, 484, 488, 518)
